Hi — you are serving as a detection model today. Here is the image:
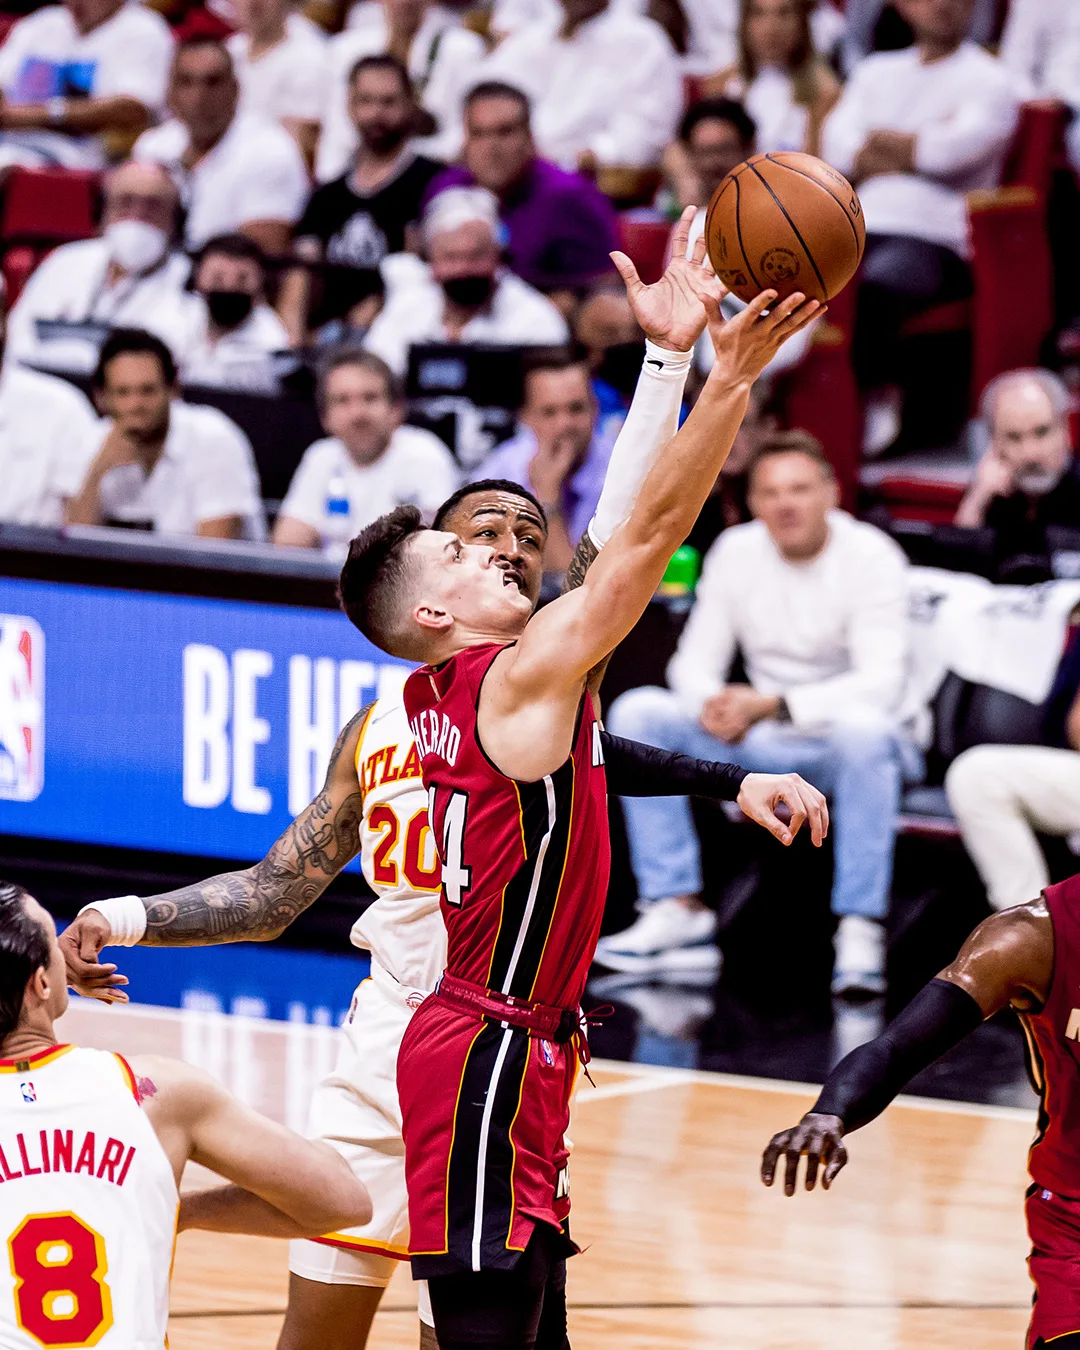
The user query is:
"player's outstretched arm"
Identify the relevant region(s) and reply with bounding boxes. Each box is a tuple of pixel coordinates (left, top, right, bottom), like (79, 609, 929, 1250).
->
(136, 1055, 372, 1238)
(760, 900, 1053, 1195)
(600, 732, 828, 847)
(60, 707, 371, 1001)
(502, 287, 821, 706)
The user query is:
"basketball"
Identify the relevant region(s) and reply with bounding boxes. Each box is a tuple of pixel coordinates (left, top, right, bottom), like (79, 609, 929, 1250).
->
(704, 151, 866, 305)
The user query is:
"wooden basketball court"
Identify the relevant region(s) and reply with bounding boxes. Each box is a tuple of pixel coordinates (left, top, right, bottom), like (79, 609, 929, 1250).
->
(56, 1000, 1037, 1350)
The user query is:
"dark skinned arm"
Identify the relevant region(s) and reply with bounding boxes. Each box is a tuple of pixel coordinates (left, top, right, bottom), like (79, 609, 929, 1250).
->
(761, 900, 1054, 1195)
(59, 706, 371, 1001)
(0, 94, 151, 136)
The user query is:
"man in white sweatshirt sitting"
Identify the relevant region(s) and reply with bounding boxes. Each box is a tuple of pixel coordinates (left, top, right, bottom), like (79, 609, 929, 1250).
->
(602, 432, 915, 996)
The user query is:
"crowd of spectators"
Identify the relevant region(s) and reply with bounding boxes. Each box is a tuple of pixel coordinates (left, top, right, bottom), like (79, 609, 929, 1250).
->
(0, 0, 1079, 998)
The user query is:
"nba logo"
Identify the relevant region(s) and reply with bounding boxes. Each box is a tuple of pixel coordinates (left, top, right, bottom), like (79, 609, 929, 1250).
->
(19, 1082, 35, 1104)
(0, 615, 44, 802)
(540, 1040, 555, 1066)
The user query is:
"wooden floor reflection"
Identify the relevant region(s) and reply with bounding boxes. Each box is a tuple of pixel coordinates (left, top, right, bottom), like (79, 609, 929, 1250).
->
(56, 1001, 1036, 1349)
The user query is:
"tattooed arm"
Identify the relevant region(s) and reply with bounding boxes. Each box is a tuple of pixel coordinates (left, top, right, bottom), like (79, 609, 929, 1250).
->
(562, 532, 610, 692)
(60, 706, 372, 1001)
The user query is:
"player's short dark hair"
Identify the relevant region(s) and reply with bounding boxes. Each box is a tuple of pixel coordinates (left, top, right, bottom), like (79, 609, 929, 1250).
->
(464, 81, 531, 122)
(338, 505, 429, 658)
(747, 429, 835, 484)
(679, 97, 756, 150)
(348, 52, 412, 95)
(316, 347, 402, 414)
(0, 883, 48, 1039)
(92, 327, 177, 390)
(194, 231, 266, 272)
(433, 479, 548, 531)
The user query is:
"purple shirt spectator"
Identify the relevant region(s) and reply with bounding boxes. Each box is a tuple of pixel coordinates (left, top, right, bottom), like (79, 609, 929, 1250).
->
(426, 81, 619, 294)
(474, 426, 613, 544)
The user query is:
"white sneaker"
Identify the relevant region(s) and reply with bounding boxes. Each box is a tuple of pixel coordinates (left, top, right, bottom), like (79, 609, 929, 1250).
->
(831, 915, 886, 998)
(862, 393, 902, 458)
(612, 982, 714, 1040)
(594, 898, 718, 974)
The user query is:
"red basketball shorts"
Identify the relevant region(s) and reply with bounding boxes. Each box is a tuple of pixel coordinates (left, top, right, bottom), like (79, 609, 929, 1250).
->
(397, 995, 578, 1279)
(1027, 1184, 1080, 1347)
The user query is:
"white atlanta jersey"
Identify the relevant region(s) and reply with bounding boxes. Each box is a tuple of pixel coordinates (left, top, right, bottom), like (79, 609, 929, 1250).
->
(0, 1045, 178, 1350)
(350, 691, 446, 995)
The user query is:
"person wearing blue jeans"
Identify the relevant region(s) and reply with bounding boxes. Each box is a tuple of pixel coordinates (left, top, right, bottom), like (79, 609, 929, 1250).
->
(596, 433, 918, 996)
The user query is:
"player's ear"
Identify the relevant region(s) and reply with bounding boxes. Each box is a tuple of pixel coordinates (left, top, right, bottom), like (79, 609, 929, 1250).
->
(414, 602, 452, 633)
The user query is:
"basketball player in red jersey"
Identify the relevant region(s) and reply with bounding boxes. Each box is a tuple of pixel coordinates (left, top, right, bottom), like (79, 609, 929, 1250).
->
(761, 875, 1080, 1350)
(337, 207, 821, 1349)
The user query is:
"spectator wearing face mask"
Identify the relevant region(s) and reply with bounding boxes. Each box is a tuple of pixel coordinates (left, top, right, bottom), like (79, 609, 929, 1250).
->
(4, 160, 197, 377)
(572, 285, 644, 441)
(955, 369, 1080, 583)
(361, 186, 570, 377)
(423, 81, 619, 304)
(280, 54, 443, 347)
(181, 233, 291, 394)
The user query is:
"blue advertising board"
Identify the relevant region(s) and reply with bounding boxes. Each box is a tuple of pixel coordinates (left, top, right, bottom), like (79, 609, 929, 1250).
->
(0, 576, 411, 860)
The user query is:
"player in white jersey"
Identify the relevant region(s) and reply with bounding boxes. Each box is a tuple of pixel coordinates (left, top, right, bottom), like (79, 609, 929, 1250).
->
(61, 211, 828, 1350)
(0, 882, 373, 1350)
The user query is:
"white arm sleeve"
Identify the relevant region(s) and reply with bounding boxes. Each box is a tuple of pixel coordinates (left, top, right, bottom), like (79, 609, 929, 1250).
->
(587, 339, 692, 549)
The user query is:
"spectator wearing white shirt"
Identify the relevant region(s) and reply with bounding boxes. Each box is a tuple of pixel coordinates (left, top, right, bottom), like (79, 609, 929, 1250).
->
(602, 438, 914, 997)
(0, 0, 172, 170)
(0, 273, 101, 526)
(134, 37, 310, 255)
(5, 160, 197, 377)
(999, 0, 1080, 173)
(227, 0, 328, 169)
(67, 328, 265, 538)
(363, 186, 570, 376)
(273, 347, 458, 548)
(822, 0, 1022, 455)
(182, 233, 291, 393)
(316, 0, 484, 182)
(704, 0, 841, 157)
(481, 0, 681, 174)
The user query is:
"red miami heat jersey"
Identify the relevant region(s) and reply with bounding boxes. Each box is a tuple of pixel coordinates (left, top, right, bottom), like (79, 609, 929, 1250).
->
(403, 641, 610, 1009)
(1021, 873, 1080, 1195)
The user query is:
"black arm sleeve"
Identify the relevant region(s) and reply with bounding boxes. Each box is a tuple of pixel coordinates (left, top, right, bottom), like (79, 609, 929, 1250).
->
(599, 731, 749, 801)
(811, 978, 985, 1133)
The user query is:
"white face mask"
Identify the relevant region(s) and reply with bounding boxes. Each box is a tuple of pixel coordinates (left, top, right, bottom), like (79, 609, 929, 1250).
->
(104, 219, 169, 275)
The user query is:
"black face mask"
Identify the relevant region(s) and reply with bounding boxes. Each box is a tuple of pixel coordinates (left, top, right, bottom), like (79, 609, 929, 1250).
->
(205, 289, 255, 330)
(596, 339, 646, 398)
(441, 274, 495, 308)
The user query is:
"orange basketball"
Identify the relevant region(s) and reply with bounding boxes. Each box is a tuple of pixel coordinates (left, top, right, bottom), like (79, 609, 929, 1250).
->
(704, 151, 865, 305)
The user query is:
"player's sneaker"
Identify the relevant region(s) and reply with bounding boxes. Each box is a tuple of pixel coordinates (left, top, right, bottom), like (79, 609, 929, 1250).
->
(831, 915, 886, 998)
(594, 898, 718, 974)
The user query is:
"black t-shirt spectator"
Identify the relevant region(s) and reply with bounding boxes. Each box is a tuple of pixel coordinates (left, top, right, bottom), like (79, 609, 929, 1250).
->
(985, 459, 1080, 583)
(295, 153, 442, 321)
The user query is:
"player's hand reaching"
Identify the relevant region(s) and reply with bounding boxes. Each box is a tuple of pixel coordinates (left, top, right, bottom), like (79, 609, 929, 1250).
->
(59, 910, 130, 1004)
(704, 286, 821, 387)
(761, 1112, 848, 1195)
(736, 772, 828, 848)
(609, 204, 726, 353)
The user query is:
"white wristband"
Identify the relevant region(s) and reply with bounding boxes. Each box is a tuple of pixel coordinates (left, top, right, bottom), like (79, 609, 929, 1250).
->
(77, 896, 147, 947)
(642, 338, 694, 375)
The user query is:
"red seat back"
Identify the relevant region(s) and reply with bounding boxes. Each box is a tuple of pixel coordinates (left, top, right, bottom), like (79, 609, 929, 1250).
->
(968, 186, 1053, 398)
(617, 218, 670, 286)
(1003, 99, 1069, 202)
(0, 167, 99, 244)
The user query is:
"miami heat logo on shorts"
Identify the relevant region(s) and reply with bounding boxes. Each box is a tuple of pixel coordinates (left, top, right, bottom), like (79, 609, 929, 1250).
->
(0, 615, 44, 802)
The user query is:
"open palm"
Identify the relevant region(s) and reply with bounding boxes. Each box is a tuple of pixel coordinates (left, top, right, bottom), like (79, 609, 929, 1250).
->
(610, 206, 726, 352)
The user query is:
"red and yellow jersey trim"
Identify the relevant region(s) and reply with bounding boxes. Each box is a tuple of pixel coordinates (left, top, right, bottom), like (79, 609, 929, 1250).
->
(113, 1054, 140, 1103)
(352, 702, 379, 801)
(311, 1233, 410, 1260)
(0, 1044, 73, 1073)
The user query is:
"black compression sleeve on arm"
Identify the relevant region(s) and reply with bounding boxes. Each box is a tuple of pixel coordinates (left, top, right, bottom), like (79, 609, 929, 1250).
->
(811, 978, 985, 1133)
(599, 731, 749, 801)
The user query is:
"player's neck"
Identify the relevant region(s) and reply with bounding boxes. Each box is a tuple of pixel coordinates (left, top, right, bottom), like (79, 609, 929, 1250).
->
(427, 625, 518, 666)
(0, 1021, 58, 1063)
